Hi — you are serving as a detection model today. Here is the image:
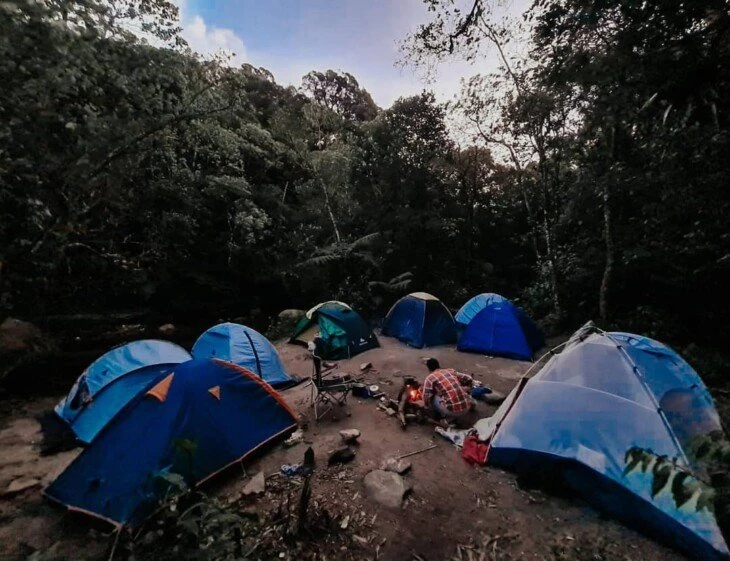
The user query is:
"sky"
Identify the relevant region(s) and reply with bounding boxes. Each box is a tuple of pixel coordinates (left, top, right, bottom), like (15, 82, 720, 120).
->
(174, 0, 530, 109)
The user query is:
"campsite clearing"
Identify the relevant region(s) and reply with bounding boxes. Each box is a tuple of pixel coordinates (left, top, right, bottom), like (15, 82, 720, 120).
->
(0, 336, 689, 561)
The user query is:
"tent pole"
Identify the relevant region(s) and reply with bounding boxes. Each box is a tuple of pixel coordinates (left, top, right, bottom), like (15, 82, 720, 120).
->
(597, 329, 691, 466)
(521, 339, 567, 379)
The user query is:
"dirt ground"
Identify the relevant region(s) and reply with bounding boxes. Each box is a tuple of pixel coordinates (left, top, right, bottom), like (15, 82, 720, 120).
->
(0, 336, 687, 561)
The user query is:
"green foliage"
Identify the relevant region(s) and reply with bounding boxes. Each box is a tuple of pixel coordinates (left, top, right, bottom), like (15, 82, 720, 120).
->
(128, 490, 259, 561)
(624, 439, 730, 543)
(402, 0, 730, 346)
(689, 433, 730, 541)
(681, 345, 730, 389)
(624, 447, 715, 511)
(548, 535, 631, 561)
(368, 272, 414, 294)
(301, 70, 379, 122)
(298, 233, 381, 270)
(2, 0, 730, 382)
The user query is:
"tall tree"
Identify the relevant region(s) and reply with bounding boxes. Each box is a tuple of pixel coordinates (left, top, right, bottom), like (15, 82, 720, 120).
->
(301, 70, 379, 122)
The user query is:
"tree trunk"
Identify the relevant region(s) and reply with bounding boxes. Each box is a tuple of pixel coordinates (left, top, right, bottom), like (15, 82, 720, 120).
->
(537, 139, 562, 319)
(466, 148, 478, 282)
(599, 123, 616, 324)
(320, 180, 341, 242)
(519, 180, 542, 262)
(542, 213, 562, 319)
(598, 180, 613, 323)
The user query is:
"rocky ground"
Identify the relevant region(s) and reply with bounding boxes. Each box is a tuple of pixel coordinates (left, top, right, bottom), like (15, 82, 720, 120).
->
(0, 336, 687, 561)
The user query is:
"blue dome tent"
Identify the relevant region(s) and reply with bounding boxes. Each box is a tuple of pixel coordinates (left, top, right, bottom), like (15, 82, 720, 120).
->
(456, 293, 544, 361)
(382, 292, 457, 348)
(55, 340, 192, 444)
(192, 323, 296, 389)
(45, 359, 298, 528)
(483, 327, 727, 561)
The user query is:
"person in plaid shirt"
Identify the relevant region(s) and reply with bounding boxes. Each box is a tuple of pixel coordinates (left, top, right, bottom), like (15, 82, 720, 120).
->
(420, 358, 474, 421)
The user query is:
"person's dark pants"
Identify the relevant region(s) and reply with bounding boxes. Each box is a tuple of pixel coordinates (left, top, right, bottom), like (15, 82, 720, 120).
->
(433, 396, 470, 420)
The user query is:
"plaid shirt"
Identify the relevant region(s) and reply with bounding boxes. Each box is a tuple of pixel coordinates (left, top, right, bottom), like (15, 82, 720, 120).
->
(422, 368, 473, 414)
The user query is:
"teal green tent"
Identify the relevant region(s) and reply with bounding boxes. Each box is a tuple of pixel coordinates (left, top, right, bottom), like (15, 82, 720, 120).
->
(289, 301, 378, 359)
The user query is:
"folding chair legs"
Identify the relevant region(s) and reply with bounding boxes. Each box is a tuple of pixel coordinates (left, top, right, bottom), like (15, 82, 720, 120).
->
(309, 359, 352, 421)
(311, 385, 350, 421)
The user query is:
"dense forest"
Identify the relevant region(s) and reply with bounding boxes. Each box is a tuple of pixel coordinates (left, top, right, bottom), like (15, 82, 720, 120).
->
(1, 0, 729, 358)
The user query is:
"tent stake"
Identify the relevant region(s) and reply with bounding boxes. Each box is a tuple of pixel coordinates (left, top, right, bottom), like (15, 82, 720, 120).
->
(396, 444, 437, 460)
(107, 526, 122, 561)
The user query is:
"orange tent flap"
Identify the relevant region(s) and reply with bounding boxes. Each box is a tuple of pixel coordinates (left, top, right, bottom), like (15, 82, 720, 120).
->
(208, 386, 221, 400)
(146, 373, 174, 402)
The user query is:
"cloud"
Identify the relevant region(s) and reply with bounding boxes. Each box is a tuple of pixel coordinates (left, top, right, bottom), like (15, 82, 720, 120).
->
(165, 0, 524, 109)
(175, 0, 247, 66)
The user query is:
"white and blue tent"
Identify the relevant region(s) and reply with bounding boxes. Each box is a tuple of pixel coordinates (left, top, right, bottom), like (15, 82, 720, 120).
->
(55, 340, 192, 444)
(483, 326, 728, 561)
(192, 323, 297, 389)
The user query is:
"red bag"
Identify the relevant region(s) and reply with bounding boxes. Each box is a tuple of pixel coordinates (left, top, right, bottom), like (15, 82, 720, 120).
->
(462, 435, 489, 465)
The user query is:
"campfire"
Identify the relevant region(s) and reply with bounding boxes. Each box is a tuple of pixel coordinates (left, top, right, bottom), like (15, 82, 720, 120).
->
(407, 387, 422, 403)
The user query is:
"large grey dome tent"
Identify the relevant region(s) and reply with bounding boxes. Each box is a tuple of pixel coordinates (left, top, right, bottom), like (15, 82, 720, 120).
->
(483, 325, 727, 561)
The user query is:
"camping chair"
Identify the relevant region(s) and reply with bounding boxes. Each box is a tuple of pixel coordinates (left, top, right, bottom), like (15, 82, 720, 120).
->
(309, 353, 355, 421)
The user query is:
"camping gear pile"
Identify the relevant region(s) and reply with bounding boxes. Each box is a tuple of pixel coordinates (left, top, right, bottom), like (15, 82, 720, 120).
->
(45, 324, 299, 528)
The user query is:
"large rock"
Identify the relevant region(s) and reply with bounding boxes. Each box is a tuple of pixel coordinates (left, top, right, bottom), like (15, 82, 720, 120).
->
(157, 323, 175, 335)
(278, 309, 305, 321)
(328, 446, 356, 465)
(0, 318, 57, 384)
(379, 457, 412, 475)
(363, 470, 411, 508)
(266, 309, 307, 341)
(242, 471, 266, 495)
(2, 477, 41, 496)
(339, 429, 361, 443)
(0, 318, 44, 353)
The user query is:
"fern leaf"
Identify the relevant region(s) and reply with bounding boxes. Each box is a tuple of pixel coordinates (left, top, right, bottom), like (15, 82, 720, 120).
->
(347, 232, 381, 252)
(297, 253, 344, 268)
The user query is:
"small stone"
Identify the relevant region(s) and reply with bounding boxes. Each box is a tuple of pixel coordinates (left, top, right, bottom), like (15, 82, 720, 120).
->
(385, 409, 397, 416)
(283, 429, 304, 448)
(242, 471, 265, 495)
(363, 470, 411, 508)
(379, 457, 412, 475)
(339, 429, 361, 443)
(359, 362, 372, 371)
(340, 515, 350, 529)
(157, 323, 175, 335)
(3, 477, 40, 495)
(328, 447, 356, 465)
